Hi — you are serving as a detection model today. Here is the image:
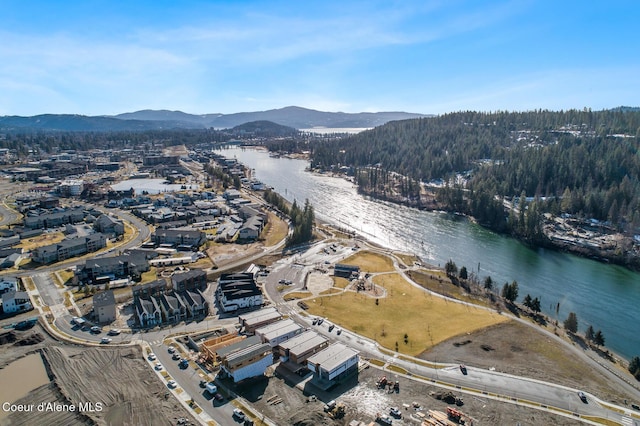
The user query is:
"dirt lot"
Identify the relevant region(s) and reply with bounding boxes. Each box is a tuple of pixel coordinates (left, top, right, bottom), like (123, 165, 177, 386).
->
(420, 321, 636, 405)
(0, 323, 197, 426)
(238, 362, 583, 426)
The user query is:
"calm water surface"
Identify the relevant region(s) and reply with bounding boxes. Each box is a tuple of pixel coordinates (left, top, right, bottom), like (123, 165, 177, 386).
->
(218, 147, 640, 360)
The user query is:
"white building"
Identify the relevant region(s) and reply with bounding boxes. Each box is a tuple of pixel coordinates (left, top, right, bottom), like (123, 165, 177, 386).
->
(306, 343, 359, 384)
(218, 336, 273, 383)
(278, 330, 329, 364)
(2, 291, 33, 314)
(216, 273, 263, 313)
(238, 307, 282, 334)
(59, 179, 84, 196)
(255, 318, 303, 347)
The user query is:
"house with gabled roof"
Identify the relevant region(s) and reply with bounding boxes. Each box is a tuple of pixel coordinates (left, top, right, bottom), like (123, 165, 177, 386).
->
(177, 289, 207, 318)
(159, 293, 187, 323)
(134, 295, 162, 327)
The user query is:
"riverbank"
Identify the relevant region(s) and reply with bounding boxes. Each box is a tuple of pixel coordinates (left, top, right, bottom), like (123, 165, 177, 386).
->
(341, 172, 640, 272)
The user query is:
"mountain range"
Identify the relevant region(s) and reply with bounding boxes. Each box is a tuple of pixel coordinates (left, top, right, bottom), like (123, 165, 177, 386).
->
(0, 106, 427, 132)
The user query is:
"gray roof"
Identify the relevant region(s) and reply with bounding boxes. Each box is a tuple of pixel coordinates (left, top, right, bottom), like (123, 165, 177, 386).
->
(255, 318, 302, 340)
(278, 330, 328, 355)
(224, 342, 272, 369)
(306, 343, 358, 373)
(93, 290, 115, 308)
(216, 335, 262, 359)
(239, 307, 281, 326)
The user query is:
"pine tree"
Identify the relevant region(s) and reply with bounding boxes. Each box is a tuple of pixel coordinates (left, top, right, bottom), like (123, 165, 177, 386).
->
(585, 325, 595, 341)
(564, 312, 578, 333)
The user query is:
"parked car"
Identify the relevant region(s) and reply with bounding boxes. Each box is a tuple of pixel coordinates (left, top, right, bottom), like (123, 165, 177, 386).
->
(328, 324, 335, 332)
(459, 364, 467, 375)
(172, 353, 181, 361)
(631, 403, 640, 411)
(199, 380, 207, 388)
(578, 391, 587, 403)
(100, 337, 112, 344)
(168, 346, 176, 354)
(232, 409, 245, 421)
(179, 359, 189, 369)
(336, 328, 342, 335)
(377, 415, 393, 425)
(90, 326, 101, 333)
(167, 380, 177, 388)
(154, 363, 163, 371)
(108, 329, 121, 335)
(214, 393, 224, 401)
(389, 407, 402, 418)
(148, 353, 157, 361)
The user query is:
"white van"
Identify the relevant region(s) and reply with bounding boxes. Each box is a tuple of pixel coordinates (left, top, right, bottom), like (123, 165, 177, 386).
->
(205, 382, 217, 394)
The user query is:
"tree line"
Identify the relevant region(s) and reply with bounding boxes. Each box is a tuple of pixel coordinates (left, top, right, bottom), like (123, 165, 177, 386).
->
(310, 109, 640, 239)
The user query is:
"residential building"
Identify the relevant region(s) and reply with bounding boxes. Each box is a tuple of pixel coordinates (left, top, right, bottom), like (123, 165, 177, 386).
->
(177, 289, 207, 318)
(218, 335, 273, 383)
(93, 214, 125, 237)
(0, 278, 18, 295)
(32, 234, 107, 264)
(306, 343, 359, 388)
(24, 207, 85, 229)
(238, 215, 264, 241)
(93, 290, 116, 323)
(159, 293, 187, 323)
(0, 253, 21, 269)
(2, 291, 33, 314)
(78, 253, 149, 284)
(255, 318, 303, 347)
(151, 228, 205, 249)
(171, 269, 207, 292)
(58, 180, 84, 196)
(238, 307, 282, 334)
(134, 296, 162, 327)
(215, 273, 263, 313)
(278, 330, 329, 364)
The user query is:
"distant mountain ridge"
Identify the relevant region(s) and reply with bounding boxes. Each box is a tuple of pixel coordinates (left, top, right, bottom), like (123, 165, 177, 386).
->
(0, 106, 427, 132)
(113, 106, 427, 129)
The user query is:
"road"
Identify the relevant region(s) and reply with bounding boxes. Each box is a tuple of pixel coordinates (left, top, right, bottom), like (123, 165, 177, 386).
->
(3, 177, 638, 425)
(262, 239, 640, 425)
(150, 342, 242, 426)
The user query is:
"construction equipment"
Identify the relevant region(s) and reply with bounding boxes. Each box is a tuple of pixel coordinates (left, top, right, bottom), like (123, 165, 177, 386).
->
(377, 375, 387, 388)
(447, 407, 462, 422)
(327, 403, 346, 419)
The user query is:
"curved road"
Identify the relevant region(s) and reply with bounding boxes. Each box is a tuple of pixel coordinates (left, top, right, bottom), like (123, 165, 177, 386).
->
(262, 239, 640, 425)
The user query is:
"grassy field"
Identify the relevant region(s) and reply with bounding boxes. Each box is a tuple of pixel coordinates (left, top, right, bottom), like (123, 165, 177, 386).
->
(332, 276, 351, 289)
(407, 270, 491, 307)
(341, 250, 395, 273)
(263, 212, 288, 246)
(305, 272, 509, 356)
(16, 232, 65, 250)
(394, 252, 420, 267)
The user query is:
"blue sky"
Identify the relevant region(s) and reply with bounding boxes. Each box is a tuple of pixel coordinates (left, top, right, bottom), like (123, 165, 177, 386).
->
(1, 0, 638, 116)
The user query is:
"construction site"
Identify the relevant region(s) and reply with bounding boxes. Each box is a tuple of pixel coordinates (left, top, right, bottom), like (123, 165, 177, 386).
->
(233, 358, 584, 426)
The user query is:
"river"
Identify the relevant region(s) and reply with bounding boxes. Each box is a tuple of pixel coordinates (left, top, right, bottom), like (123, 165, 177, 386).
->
(217, 146, 640, 361)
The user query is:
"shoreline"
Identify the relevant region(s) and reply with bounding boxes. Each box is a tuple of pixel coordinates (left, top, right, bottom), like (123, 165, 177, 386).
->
(305, 166, 640, 272)
(220, 145, 638, 364)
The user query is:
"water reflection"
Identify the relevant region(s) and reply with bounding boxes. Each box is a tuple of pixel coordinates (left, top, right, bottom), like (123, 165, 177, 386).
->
(218, 146, 640, 360)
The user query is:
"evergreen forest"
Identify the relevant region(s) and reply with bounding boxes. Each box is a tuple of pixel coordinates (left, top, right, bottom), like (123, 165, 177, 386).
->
(310, 109, 640, 239)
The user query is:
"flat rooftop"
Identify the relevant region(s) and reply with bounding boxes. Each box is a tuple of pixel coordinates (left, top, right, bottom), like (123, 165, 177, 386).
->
(255, 318, 302, 341)
(239, 306, 281, 326)
(278, 330, 328, 355)
(306, 342, 359, 373)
